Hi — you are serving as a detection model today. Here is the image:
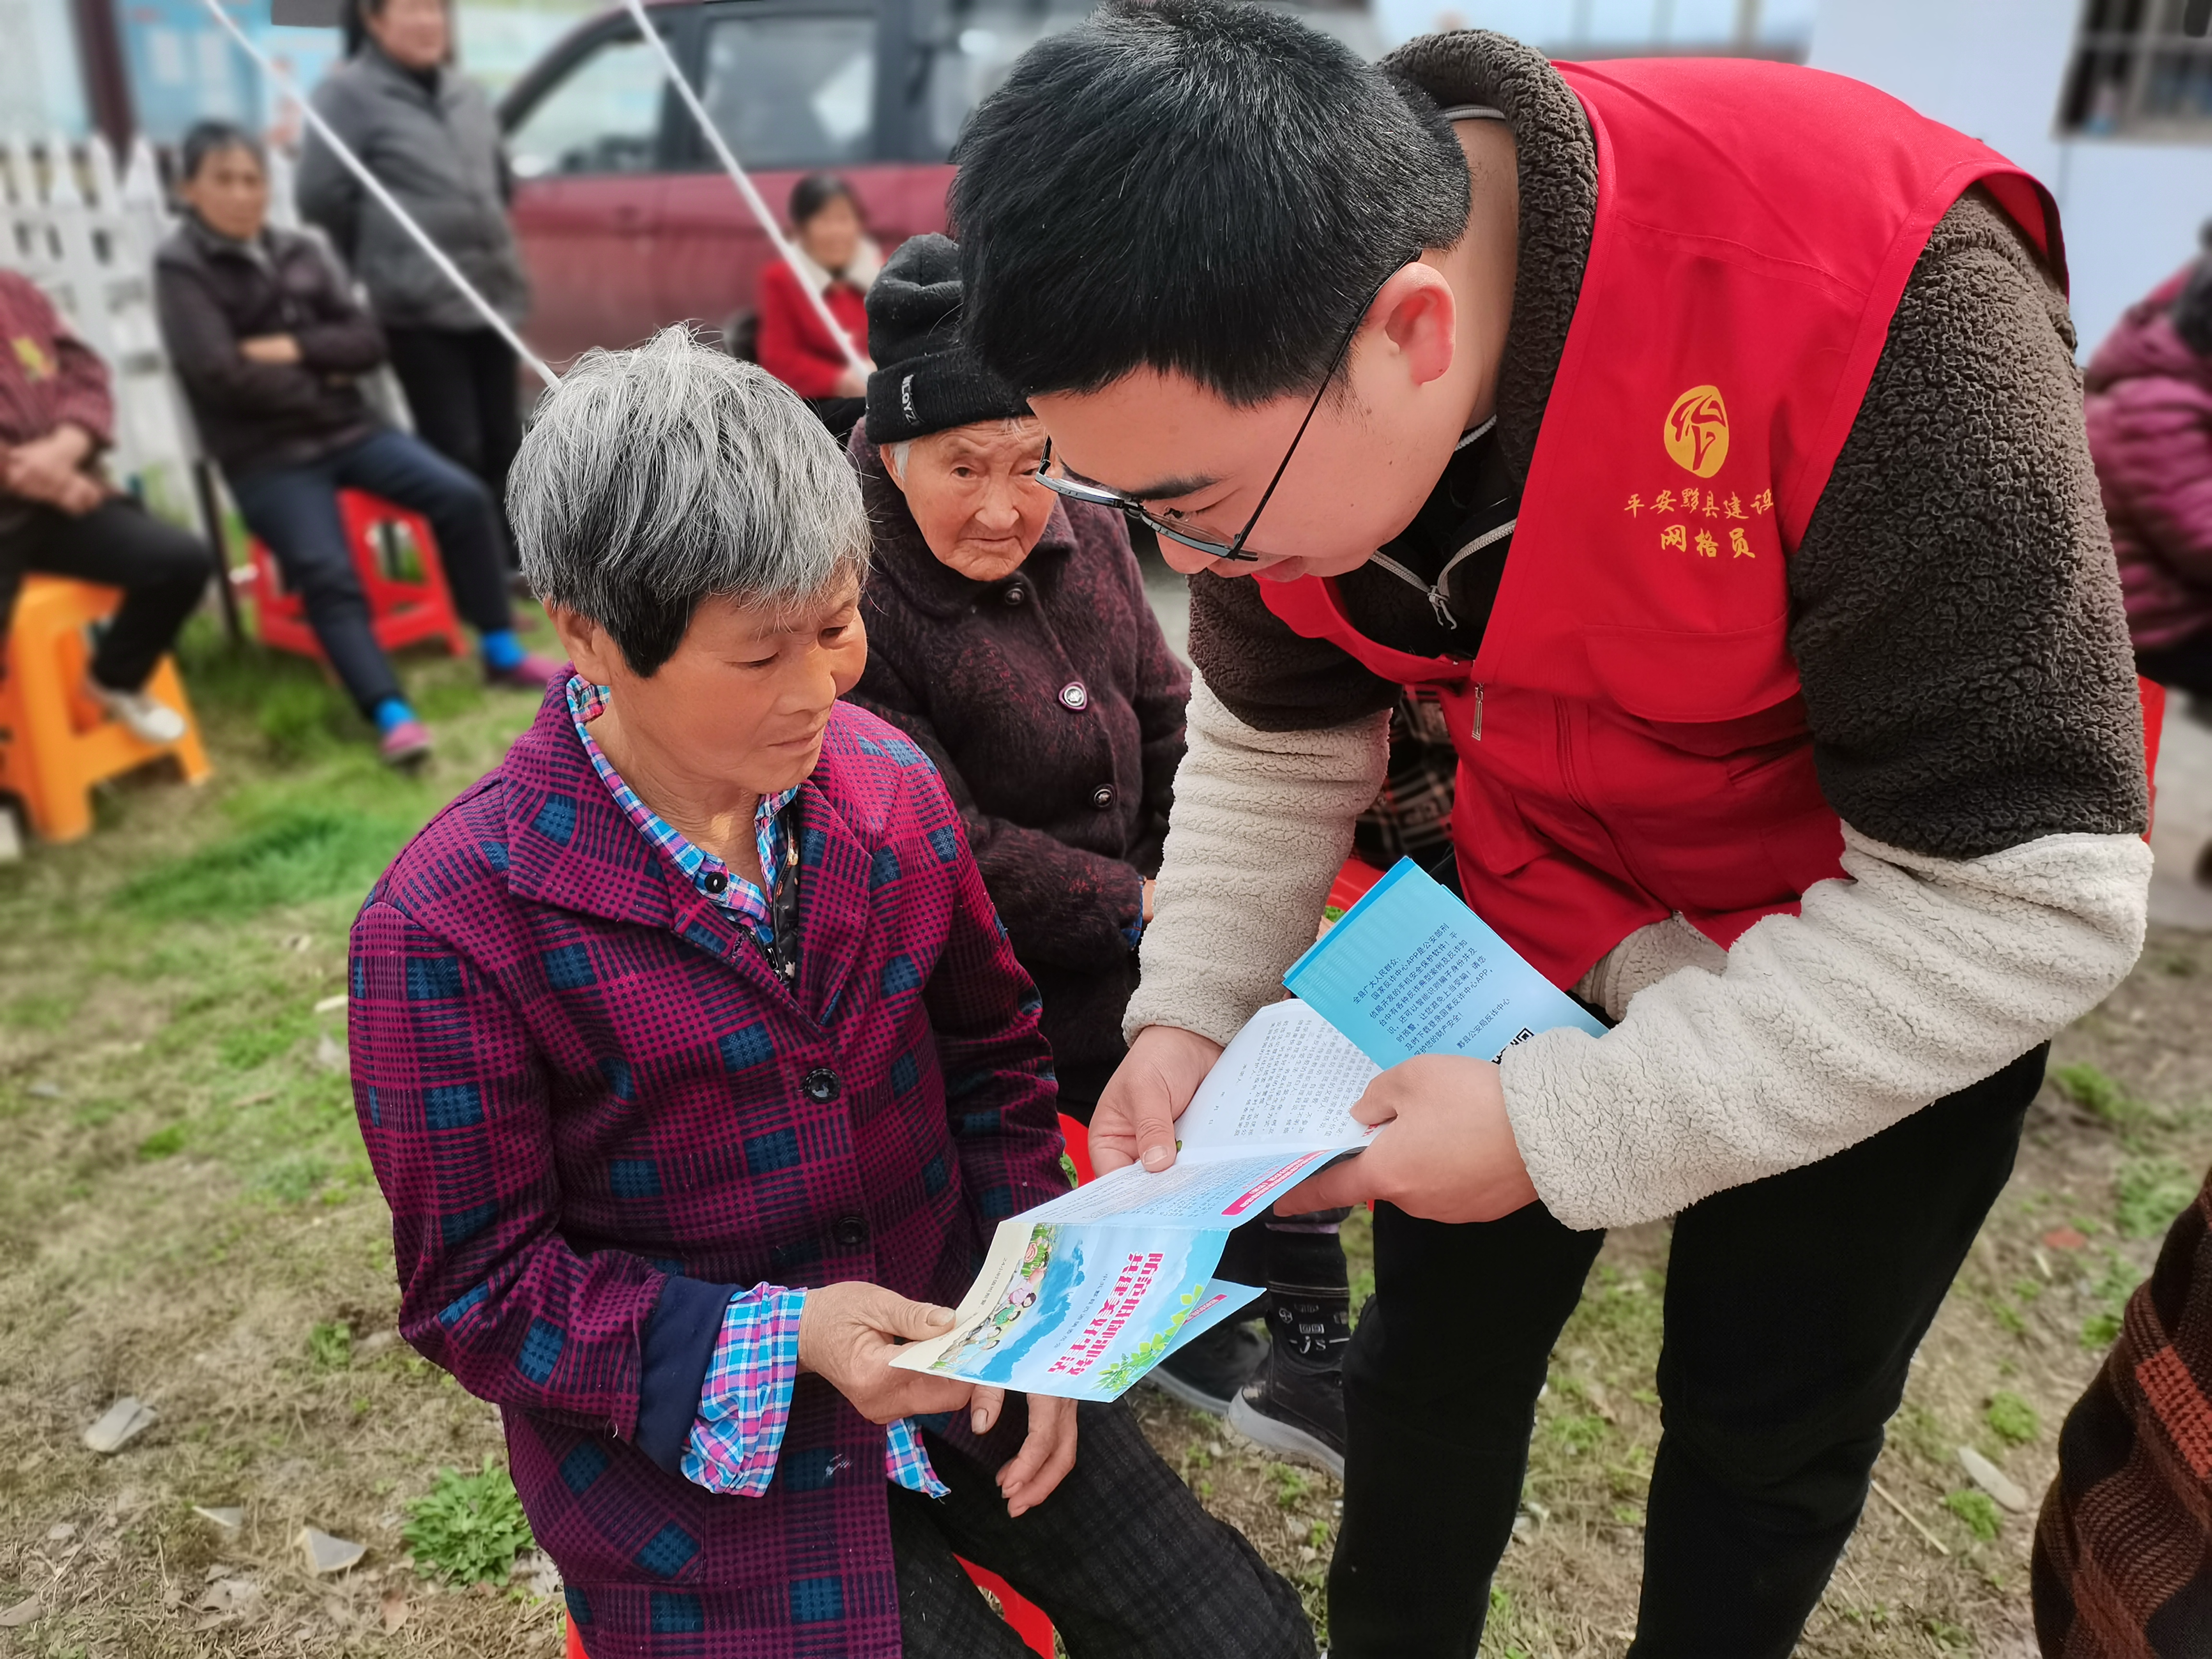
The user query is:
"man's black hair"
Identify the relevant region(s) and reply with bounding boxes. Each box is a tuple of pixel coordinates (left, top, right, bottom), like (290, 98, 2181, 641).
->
(180, 120, 264, 183)
(949, 0, 1470, 406)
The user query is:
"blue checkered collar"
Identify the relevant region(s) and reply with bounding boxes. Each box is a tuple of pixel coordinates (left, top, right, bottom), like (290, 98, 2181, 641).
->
(564, 676, 795, 943)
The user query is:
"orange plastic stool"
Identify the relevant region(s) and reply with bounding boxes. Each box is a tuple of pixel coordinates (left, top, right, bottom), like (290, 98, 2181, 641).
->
(0, 576, 210, 842)
(241, 488, 468, 664)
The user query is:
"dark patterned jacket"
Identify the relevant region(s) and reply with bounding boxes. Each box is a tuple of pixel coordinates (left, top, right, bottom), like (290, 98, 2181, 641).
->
(348, 682, 1063, 1657)
(847, 428, 1190, 1110)
(2035, 1165, 2212, 1657)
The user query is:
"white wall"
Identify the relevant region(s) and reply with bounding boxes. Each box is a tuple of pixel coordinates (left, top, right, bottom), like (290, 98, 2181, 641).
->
(1809, 0, 2212, 357)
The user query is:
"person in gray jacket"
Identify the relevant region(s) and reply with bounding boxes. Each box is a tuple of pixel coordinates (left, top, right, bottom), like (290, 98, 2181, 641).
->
(298, 0, 529, 559)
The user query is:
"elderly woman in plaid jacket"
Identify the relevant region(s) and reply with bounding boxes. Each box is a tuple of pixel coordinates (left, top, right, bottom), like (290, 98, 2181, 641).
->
(347, 330, 1310, 1659)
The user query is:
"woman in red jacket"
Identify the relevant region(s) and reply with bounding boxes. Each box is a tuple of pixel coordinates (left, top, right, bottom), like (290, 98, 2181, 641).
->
(755, 173, 878, 436)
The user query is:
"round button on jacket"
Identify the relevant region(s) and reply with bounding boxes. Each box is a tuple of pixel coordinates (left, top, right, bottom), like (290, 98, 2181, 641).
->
(802, 1067, 841, 1104)
(1091, 784, 1116, 809)
(1002, 584, 1027, 607)
(1058, 681, 1089, 711)
(832, 1214, 870, 1249)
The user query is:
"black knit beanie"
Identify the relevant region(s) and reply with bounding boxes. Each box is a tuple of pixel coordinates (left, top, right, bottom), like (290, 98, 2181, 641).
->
(864, 233, 1030, 445)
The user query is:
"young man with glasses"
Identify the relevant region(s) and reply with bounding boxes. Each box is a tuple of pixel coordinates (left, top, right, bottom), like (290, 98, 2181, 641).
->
(961, 3, 2154, 1654)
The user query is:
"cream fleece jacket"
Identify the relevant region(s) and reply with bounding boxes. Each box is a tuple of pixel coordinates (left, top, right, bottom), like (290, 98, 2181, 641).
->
(1129, 673, 2152, 1230)
(1124, 670, 1388, 1047)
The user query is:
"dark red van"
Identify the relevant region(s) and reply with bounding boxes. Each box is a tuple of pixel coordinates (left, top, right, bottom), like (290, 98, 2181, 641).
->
(496, 0, 1380, 366)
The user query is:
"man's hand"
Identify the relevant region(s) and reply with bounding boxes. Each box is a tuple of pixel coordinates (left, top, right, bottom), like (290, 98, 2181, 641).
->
(240, 334, 302, 364)
(996, 1393, 1078, 1517)
(1273, 1054, 1540, 1223)
(1091, 1024, 1223, 1175)
(796, 1281, 981, 1425)
(3, 423, 97, 510)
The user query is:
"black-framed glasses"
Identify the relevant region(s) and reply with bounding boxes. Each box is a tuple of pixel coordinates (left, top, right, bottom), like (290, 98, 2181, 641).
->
(1032, 261, 1412, 564)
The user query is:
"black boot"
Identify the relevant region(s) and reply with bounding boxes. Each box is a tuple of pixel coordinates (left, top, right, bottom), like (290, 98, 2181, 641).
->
(1151, 1317, 1267, 1414)
(1229, 1282, 1350, 1477)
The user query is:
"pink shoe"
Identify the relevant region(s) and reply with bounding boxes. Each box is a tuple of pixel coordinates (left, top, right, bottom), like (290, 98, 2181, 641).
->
(486, 651, 566, 692)
(379, 718, 433, 768)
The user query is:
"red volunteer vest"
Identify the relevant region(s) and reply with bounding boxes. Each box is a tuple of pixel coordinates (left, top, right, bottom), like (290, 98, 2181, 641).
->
(1262, 58, 2062, 987)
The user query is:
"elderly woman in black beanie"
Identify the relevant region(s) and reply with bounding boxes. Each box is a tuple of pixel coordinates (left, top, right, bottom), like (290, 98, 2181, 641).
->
(849, 233, 1188, 1122)
(847, 236, 1356, 1472)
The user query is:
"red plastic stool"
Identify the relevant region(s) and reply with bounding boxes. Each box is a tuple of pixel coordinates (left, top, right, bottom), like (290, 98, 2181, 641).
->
(240, 489, 467, 664)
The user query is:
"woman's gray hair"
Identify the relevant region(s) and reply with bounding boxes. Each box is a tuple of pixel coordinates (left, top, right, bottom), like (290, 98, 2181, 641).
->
(510, 326, 870, 675)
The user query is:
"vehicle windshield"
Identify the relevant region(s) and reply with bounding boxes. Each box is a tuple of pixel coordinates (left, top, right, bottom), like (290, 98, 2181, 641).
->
(921, 0, 1383, 156)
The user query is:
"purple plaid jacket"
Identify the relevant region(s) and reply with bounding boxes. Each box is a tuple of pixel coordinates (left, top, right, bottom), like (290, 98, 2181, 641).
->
(349, 681, 1065, 1657)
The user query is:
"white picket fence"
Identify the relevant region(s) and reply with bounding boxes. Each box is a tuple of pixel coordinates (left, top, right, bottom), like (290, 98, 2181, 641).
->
(0, 132, 212, 528)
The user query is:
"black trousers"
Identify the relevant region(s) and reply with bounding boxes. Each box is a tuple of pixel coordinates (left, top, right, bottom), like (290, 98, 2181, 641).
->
(384, 325, 524, 561)
(228, 430, 512, 715)
(1330, 1044, 2047, 1659)
(0, 496, 209, 691)
(890, 1399, 1316, 1658)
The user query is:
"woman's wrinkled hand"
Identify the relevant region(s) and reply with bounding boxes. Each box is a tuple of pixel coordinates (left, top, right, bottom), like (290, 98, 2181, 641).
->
(996, 1392, 1078, 1516)
(796, 1281, 980, 1425)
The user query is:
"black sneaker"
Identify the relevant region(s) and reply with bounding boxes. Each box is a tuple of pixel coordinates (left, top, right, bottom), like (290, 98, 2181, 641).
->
(1226, 1288, 1348, 1478)
(1150, 1319, 1266, 1415)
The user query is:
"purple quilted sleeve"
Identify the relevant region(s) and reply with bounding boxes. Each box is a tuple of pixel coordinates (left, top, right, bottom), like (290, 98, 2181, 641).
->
(921, 811, 1069, 1227)
(349, 898, 665, 1438)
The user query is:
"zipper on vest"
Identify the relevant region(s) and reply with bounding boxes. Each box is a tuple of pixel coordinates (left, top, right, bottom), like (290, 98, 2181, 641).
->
(1472, 684, 1483, 742)
(1367, 518, 1516, 633)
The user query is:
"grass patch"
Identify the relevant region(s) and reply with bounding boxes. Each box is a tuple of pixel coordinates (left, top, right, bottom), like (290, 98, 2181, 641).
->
(308, 1319, 353, 1370)
(120, 805, 414, 920)
(403, 1456, 535, 1586)
(2116, 1155, 2199, 1241)
(1944, 1488, 2001, 1543)
(1985, 1390, 2041, 1446)
(2053, 1062, 2155, 1128)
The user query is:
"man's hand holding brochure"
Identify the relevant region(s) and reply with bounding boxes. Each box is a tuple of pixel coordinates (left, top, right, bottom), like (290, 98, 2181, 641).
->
(891, 859, 1608, 1399)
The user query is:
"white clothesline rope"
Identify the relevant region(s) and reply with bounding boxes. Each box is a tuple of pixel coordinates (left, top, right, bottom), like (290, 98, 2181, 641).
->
(191, 0, 560, 387)
(614, 0, 871, 378)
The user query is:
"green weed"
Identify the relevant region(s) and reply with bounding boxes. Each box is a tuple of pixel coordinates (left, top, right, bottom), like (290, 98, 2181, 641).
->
(403, 1455, 535, 1585)
(307, 1320, 352, 1370)
(2081, 1310, 2123, 1349)
(2116, 1155, 2199, 1240)
(136, 1123, 186, 1160)
(1547, 1413, 1607, 1455)
(1269, 1463, 1311, 1509)
(1985, 1391, 2040, 1447)
(1944, 1489, 2001, 1542)
(2054, 1062, 2150, 1127)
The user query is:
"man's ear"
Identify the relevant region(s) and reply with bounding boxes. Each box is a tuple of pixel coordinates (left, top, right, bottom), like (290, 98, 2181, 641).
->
(1372, 264, 1457, 391)
(544, 604, 622, 686)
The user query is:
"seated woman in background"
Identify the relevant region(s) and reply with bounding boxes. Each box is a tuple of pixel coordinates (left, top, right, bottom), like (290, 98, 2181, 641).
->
(347, 328, 1311, 1658)
(847, 236, 1353, 1477)
(754, 172, 878, 438)
(155, 121, 558, 767)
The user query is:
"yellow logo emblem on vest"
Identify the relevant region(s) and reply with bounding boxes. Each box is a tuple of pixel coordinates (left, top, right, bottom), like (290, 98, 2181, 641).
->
(1663, 384, 1730, 478)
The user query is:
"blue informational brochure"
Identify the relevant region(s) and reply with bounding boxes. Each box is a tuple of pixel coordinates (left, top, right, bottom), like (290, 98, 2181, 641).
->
(898, 860, 1605, 1401)
(1283, 857, 1607, 1067)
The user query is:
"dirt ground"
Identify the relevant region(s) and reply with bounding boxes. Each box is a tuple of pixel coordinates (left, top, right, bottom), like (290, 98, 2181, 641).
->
(1, 625, 2207, 1658)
